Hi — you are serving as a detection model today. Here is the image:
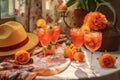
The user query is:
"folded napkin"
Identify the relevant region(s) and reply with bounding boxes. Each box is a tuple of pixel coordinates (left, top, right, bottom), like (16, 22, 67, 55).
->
(0, 57, 38, 80)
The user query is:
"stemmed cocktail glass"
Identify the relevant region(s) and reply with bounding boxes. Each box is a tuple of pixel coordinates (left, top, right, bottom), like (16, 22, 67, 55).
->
(36, 28, 52, 56)
(51, 25, 61, 45)
(84, 31, 102, 72)
(50, 24, 61, 57)
(70, 28, 84, 66)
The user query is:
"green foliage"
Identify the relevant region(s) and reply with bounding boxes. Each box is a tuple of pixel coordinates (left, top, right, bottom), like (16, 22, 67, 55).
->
(65, 42, 71, 46)
(47, 43, 52, 49)
(29, 58, 34, 64)
(66, 0, 77, 7)
(66, 0, 107, 11)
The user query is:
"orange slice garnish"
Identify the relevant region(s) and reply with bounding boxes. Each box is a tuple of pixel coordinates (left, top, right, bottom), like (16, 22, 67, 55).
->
(58, 4, 67, 11)
(80, 24, 90, 32)
(36, 18, 47, 29)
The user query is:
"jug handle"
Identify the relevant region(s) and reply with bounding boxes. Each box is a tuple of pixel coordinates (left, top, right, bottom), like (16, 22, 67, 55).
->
(95, 3, 116, 27)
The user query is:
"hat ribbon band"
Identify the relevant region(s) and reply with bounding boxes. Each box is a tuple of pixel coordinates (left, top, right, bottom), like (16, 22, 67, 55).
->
(0, 37, 29, 52)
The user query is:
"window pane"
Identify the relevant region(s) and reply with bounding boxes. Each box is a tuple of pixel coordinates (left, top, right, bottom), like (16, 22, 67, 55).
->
(0, 0, 14, 18)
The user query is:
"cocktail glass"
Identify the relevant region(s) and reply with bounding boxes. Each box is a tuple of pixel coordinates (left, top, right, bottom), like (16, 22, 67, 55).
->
(84, 31, 102, 72)
(36, 28, 52, 56)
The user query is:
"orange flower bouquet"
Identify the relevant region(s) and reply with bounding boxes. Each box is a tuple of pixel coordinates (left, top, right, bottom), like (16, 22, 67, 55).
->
(83, 10, 120, 51)
(83, 12, 108, 31)
(98, 52, 116, 68)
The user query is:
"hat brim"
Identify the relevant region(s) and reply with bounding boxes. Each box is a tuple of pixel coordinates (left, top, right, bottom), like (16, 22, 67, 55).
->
(0, 33, 39, 56)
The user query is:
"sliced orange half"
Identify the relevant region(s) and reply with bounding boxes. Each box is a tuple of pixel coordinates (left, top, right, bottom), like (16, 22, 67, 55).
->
(80, 24, 90, 32)
(36, 18, 46, 29)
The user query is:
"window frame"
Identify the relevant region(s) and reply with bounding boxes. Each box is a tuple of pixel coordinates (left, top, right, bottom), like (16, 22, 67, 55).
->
(0, 0, 15, 24)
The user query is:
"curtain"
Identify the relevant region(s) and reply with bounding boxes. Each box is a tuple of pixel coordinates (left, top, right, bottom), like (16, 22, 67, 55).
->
(42, 0, 61, 24)
(14, 0, 74, 32)
(43, 0, 76, 30)
(42, 0, 69, 33)
(15, 0, 42, 32)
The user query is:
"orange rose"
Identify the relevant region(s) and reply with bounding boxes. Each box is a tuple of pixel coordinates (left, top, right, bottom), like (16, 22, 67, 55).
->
(84, 12, 108, 30)
(64, 44, 76, 60)
(74, 52, 85, 62)
(99, 53, 116, 68)
(45, 45, 55, 55)
(15, 50, 30, 65)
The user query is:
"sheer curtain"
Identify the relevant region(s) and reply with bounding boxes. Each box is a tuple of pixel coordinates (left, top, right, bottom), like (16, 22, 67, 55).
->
(15, 0, 42, 32)
(15, 0, 71, 32)
(42, 0, 61, 24)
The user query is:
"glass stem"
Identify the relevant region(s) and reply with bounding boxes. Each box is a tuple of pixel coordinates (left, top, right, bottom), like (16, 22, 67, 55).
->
(76, 48, 80, 63)
(76, 48, 80, 52)
(53, 43, 56, 58)
(91, 52, 94, 70)
(43, 46, 46, 57)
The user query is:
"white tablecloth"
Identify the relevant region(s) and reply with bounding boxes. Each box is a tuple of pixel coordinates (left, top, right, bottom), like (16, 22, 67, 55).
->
(35, 47, 120, 80)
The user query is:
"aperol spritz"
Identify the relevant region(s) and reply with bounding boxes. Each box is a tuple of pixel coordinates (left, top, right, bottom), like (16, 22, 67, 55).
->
(36, 28, 52, 55)
(84, 31, 102, 69)
(70, 28, 84, 49)
(70, 28, 84, 66)
(51, 25, 60, 44)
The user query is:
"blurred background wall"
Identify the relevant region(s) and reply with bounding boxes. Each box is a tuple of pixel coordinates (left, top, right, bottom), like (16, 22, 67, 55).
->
(109, 0, 120, 28)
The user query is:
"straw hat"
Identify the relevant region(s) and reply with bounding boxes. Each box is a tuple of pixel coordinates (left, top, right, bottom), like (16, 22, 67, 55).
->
(0, 21, 39, 56)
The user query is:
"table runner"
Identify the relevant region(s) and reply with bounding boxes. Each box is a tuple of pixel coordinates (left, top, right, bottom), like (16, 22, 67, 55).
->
(0, 44, 120, 80)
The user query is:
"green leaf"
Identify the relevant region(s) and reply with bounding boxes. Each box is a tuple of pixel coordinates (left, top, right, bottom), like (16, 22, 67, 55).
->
(47, 44, 52, 49)
(66, 0, 77, 7)
(102, 50, 108, 55)
(30, 52, 33, 57)
(77, 0, 82, 10)
(77, 0, 86, 10)
(88, 0, 97, 11)
(64, 54, 68, 58)
(78, 0, 86, 10)
(65, 42, 71, 46)
(83, 0, 87, 10)
(29, 58, 34, 64)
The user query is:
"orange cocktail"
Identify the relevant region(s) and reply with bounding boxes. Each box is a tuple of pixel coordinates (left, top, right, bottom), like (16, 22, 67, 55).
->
(51, 26, 60, 44)
(84, 31, 102, 52)
(36, 28, 52, 47)
(84, 31, 102, 70)
(70, 28, 84, 49)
